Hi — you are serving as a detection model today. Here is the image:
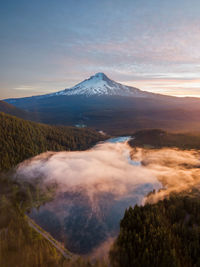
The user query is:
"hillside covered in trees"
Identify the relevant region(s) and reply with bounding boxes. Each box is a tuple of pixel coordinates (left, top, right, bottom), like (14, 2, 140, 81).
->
(0, 112, 106, 172)
(129, 129, 200, 149)
(0, 100, 31, 119)
(110, 191, 200, 267)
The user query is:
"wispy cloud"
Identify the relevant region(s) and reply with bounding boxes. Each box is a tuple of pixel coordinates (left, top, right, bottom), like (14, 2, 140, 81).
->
(1, 0, 200, 97)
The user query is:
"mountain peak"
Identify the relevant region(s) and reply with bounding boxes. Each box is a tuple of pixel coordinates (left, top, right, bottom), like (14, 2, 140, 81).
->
(92, 72, 108, 80)
(50, 73, 152, 98)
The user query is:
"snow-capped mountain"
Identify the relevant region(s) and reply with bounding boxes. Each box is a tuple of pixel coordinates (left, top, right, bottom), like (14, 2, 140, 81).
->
(48, 72, 152, 98)
(4, 72, 200, 135)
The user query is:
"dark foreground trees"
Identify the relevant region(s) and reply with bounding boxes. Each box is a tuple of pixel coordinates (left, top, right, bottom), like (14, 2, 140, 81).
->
(110, 192, 200, 267)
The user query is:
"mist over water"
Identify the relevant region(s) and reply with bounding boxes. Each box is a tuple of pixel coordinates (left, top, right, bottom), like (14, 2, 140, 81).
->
(15, 137, 200, 256)
(16, 139, 161, 202)
(131, 147, 200, 202)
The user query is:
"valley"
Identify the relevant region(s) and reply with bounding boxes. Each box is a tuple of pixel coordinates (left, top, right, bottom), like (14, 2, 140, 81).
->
(1, 103, 200, 266)
(14, 134, 200, 261)
(26, 137, 153, 255)
(2, 1, 200, 265)
(1, 109, 200, 265)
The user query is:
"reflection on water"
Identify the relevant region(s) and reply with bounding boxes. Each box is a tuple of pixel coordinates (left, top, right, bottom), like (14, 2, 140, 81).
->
(106, 136, 131, 143)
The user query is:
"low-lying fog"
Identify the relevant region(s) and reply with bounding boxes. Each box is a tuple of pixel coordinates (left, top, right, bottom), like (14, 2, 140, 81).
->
(15, 137, 200, 257)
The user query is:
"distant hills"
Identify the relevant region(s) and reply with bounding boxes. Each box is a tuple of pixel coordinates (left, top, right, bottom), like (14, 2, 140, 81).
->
(0, 100, 30, 119)
(129, 129, 200, 149)
(4, 73, 200, 135)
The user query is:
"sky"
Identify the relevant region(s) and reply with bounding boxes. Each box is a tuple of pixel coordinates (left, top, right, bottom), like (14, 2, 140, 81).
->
(1, 0, 200, 99)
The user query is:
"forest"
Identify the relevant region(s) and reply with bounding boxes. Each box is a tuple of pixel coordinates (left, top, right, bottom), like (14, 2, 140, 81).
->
(110, 190, 200, 267)
(129, 129, 200, 149)
(0, 112, 106, 172)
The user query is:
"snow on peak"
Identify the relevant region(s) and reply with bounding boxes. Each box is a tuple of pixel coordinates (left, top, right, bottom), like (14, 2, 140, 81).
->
(53, 73, 151, 97)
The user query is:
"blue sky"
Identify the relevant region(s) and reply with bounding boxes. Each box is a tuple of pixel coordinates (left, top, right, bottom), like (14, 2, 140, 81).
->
(1, 0, 200, 98)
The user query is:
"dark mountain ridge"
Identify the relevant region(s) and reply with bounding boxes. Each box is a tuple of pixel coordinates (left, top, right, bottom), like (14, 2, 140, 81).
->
(0, 100, 30, 119)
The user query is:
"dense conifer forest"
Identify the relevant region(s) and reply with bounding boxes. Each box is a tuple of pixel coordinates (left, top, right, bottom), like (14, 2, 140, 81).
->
(110, 191, 200, 267)
(0, 112, 106, 172)
(129, 129, 200, 149)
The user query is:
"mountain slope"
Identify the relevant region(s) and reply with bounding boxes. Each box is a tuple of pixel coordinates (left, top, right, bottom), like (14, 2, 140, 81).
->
(0, 100, 30, 118)
(0, 112, 106, 172)
(5, 73, 200, 134)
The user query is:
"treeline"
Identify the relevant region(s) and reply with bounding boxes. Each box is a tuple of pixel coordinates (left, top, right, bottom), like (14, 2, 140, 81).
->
(129, 129, 200, 149)
(110, 191, 200, 267)
(0, 112, 106, 171)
